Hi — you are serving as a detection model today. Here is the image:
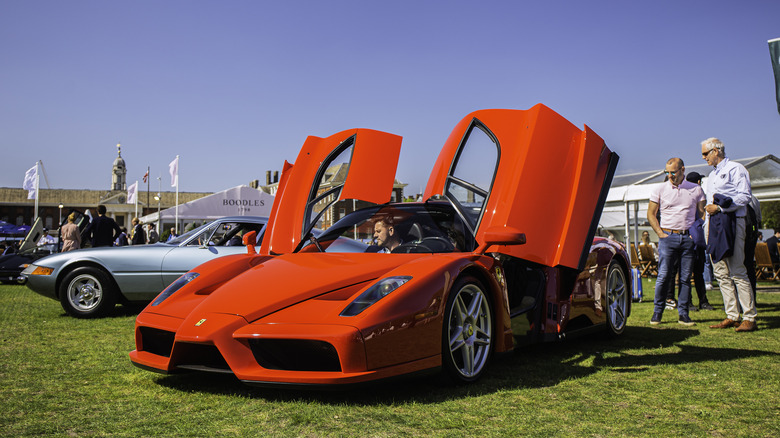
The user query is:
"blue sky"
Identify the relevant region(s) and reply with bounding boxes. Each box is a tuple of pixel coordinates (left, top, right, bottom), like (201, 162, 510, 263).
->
(2, 1, 779, 196)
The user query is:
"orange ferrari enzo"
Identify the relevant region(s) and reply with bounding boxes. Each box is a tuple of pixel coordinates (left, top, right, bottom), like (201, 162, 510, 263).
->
(130, 104, 631, 387)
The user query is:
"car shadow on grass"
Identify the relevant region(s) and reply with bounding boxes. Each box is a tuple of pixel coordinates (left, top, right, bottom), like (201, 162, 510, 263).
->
(150, 324, 779, 405)
(54, 303, 145, 319)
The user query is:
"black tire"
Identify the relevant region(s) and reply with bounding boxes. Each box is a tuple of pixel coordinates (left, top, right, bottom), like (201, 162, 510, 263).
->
(442, 275, 493, 383)
(605, 260, 628, 337)
(59, 267, 118, 318)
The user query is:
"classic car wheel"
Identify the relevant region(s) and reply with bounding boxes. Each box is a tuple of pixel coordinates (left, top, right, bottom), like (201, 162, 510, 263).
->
(442, 276, 493, 383)
(59, 267, 118, 318)
(605, 260, 628, 336)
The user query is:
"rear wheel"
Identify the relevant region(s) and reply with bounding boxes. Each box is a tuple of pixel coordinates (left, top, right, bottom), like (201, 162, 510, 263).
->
(59, 267, 118, 318)
(442, 276, 493, 383)
(605, 260, 628, 336)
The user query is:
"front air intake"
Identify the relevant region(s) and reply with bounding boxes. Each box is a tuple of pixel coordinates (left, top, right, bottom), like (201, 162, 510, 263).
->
(139, 327, 175, 357)
(248, 339, 341, 372)
(172, 343, 231, 373)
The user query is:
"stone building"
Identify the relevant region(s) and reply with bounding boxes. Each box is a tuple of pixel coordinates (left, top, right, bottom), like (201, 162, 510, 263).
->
(2, 149, 410, 235)
(0, 146, 211, 231)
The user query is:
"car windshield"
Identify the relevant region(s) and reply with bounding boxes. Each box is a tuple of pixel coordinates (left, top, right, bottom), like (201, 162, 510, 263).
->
(168, 220, 265, 247)
(299, 203, 475, 254)
(167, 223, 211, 246)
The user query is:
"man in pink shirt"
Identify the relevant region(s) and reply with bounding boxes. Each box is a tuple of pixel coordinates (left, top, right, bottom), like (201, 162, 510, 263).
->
(647, 158, 705, 326)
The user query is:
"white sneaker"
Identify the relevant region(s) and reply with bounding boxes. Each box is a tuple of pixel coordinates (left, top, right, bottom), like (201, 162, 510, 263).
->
(705, 283, 713, 290)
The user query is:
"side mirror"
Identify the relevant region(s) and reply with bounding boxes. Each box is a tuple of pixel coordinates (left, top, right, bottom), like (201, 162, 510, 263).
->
(242, 230, 257, 254)
(476, 227, 526, 254)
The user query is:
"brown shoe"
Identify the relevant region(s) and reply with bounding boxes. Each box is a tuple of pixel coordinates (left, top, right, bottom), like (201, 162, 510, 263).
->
(735, 320, 757, 332)
(709, 319, 739, 329)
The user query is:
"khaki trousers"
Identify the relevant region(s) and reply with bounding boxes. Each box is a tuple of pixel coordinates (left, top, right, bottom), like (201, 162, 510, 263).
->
(706, 216, 757, 322)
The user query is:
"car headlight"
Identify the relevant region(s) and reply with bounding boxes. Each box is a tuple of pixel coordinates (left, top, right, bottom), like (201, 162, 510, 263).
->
(152, 272, 199, 306)
(21, 265, 53, 276)
(340, 276, 411, 317)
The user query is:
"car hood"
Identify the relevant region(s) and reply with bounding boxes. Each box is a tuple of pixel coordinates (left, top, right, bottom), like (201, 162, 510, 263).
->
(186, 253, 424, 322)
(0, 253, 31, 270)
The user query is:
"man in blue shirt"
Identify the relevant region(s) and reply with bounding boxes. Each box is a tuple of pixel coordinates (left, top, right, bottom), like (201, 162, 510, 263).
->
(701, 138, 757, 332)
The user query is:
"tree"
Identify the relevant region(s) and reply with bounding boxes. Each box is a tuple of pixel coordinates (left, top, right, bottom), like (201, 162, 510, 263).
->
(761, 201, 780, 230)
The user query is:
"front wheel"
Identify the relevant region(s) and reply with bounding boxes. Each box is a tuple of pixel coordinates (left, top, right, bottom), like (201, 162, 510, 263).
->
(605, 260, 628, 337)
(442, 276, 493, 383)
(59, 267, 118, 318)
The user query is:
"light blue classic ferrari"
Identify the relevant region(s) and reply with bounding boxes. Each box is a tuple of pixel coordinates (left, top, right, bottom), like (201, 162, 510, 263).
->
(22, 216, 267, 318)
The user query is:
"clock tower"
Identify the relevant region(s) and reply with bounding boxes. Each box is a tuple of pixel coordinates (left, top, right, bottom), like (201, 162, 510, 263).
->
(112, 143, 127, 191)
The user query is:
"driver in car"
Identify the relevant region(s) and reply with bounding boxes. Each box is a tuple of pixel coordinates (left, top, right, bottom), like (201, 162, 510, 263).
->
(373, 216, 402, 253)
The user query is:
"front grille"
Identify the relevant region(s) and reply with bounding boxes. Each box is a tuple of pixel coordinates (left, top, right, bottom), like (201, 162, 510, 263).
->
(171, 343, 231, 372)
(248, 339, 341, 372)
(139, 327, 175, 357)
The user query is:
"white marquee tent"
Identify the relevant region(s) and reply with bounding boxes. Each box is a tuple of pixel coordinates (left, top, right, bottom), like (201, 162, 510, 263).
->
(140, 185, 274, 226)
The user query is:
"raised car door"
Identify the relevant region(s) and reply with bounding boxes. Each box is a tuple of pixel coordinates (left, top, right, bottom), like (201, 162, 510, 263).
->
(423, 104, 618, 270)
(260, 129, 402, 255)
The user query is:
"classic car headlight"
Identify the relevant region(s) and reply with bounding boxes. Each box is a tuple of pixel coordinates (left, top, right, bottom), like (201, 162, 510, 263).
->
(21, 264, 53, 276)
(151, 272, 199, 306)
(340, 276, 411, 317)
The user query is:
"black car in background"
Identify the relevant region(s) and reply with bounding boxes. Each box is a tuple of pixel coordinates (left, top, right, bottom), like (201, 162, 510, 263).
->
(0, 210, 89, 284)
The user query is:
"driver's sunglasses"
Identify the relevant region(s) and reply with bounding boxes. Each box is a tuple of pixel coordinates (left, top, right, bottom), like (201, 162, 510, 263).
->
(664, 170, 679, 177)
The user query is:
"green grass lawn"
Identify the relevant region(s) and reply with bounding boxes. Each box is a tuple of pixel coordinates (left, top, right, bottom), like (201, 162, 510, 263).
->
(1, 282, 778, 437)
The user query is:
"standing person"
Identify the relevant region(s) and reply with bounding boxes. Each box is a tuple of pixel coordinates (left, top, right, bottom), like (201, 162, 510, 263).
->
(147, 223, 159, 244)
(131, 218, 146, 245)
(60, 213, 81, 252)
(743, 195, 761, 296)
(115, 227, 129, 246)
(701, 137, 758, 332)
(647, 158, 705, 326)
(767, 229, 780, 264)
(685, 172, 715, 311)
(87, 205, 121, 247)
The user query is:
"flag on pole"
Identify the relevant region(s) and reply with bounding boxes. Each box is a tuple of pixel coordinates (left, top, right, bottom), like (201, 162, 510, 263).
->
(143, 170, 149, 184)
(169, 156, 179, 187)
(769, 38, 780, 116)
(22, 164, 38, 200)
(127, 181, 138, 204)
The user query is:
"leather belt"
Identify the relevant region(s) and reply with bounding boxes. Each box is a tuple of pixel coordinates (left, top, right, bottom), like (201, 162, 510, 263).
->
(662, 228, 689, 235)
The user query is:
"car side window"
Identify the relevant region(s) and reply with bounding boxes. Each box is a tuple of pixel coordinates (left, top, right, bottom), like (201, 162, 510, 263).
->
(303, 136, 354, 234)
(445, 121, 499, 231)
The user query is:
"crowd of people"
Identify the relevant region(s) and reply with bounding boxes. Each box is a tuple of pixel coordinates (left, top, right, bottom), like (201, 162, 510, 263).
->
(644, 137, 763, 332)
(33, 204, 179, 252)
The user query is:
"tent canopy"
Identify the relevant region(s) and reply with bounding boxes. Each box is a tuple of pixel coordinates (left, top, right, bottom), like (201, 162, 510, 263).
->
(140, 185, 274, 223)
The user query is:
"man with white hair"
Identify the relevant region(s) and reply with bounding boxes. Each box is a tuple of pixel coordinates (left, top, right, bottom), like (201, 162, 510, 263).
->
(701, 137, 757, 332)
